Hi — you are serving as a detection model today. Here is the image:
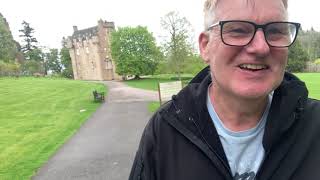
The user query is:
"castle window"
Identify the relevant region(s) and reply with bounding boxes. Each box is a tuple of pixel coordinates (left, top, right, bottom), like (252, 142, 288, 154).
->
(86, 47, 90, 54)
(76, 49, 80, 56)
(105, 61, 113, 70)
(91, 60, 95, 70)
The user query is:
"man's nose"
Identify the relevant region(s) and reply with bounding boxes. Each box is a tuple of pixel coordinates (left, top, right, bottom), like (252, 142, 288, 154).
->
(245, 29, 270, 56)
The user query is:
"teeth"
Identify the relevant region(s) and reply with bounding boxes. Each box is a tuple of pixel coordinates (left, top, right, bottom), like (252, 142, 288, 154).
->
(239, 64, 267, 70)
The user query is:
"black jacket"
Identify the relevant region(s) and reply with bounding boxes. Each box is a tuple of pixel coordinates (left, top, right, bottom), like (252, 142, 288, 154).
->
(129, 67, 320, 180)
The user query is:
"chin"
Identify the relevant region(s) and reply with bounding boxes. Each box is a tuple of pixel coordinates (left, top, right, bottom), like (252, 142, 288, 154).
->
(233, 86, 273, 100)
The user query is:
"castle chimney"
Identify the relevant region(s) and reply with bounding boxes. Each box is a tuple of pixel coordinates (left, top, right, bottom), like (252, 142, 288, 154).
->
(73, 26, 78, 32)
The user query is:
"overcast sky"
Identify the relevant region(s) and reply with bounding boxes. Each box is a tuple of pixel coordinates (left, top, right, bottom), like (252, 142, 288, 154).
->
(1, 0, 319, 49)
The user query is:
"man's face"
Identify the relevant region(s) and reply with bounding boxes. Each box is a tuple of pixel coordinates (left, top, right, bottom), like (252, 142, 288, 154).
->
(199, 0, 288, 100)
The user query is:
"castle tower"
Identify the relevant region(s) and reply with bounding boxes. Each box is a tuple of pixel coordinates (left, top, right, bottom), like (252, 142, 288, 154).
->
(66, 20, 121, 80)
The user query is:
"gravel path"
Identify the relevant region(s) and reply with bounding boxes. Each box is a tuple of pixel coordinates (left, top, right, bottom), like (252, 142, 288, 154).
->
(32, 81, 158, 180)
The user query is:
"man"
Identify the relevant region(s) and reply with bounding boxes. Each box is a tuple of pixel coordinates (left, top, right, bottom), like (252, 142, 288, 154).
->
(129, 0, 320, 179)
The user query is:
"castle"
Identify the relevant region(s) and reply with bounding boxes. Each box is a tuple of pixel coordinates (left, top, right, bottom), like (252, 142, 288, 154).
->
(66, 20, 121, 81)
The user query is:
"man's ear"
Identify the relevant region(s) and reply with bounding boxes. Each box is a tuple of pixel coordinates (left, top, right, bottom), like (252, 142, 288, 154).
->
(199, 32, 210, 64)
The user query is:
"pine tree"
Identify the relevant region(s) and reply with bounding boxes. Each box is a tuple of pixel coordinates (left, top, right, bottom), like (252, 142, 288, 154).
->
(19, 21, 38, 59)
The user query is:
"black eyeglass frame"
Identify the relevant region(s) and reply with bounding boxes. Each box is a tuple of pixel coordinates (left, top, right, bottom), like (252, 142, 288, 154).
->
(207, 20, 301, 48)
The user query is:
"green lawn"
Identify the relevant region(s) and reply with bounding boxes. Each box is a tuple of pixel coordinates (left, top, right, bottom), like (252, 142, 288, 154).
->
(0, 77, 106, 179)
(148, 101, 161, 112)
(295, 73, 320, 100)
(125, 74, 193, 91)
(125, 78, 173, 91)
(137, 73, 320, 112)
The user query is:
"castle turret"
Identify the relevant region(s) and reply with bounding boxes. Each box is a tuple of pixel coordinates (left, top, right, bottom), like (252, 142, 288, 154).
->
(73, 26, 78, 32)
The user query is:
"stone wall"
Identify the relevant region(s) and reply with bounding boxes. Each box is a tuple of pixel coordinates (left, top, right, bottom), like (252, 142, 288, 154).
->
(66, 20, 121, 81)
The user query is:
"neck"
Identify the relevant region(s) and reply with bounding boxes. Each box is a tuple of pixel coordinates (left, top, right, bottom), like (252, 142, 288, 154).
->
(209, 84, 268, 132)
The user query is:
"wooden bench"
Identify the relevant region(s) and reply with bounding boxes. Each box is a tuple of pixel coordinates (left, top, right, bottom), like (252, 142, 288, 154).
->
(93, 90, 105, 102)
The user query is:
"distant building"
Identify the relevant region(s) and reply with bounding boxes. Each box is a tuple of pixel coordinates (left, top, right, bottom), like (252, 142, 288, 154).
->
(65, 19, 121, 81)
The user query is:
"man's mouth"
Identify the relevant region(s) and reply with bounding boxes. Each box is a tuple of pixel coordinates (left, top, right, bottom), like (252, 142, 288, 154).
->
(238, 64, 269, 72)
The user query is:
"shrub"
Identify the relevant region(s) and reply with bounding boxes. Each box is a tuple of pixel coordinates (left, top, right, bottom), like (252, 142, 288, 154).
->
(154, 61, 170, 75)
(169, 76, 192, 81)
(21, 60, 43, 75)
(61, 68, 74, 79)
(0, 60, 21, 76)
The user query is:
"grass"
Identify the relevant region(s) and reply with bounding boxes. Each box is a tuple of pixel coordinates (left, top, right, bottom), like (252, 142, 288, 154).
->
(138, 73, 320, 112)
(125, 78, 172, 91)
(0, 77, 106, 179)
(124, 74, 193, 91)
(295, 73, 320, 100)
(148, 101, 161, 112)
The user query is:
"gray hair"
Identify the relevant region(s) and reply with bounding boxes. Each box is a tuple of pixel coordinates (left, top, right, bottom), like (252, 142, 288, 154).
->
(203, 0, 288, 31)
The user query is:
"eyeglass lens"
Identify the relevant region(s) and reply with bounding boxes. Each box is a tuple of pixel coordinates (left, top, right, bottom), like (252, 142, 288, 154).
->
(221, 21, 297, 47)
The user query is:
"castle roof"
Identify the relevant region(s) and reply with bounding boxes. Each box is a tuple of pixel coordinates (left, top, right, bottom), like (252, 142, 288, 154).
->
(72, 26, 98, 39)
(71, 21, 115, 40)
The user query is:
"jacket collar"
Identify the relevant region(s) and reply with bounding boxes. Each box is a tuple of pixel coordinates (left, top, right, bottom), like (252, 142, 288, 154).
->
(171, 66, 308, 152)
(263, 72, 308, 151)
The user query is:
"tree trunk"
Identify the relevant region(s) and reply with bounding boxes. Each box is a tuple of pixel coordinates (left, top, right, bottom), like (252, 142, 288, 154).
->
(134, 75, 141, 79)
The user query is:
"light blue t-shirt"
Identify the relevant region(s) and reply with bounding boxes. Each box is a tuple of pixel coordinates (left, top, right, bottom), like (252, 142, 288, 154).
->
(207, 90, 272, 179)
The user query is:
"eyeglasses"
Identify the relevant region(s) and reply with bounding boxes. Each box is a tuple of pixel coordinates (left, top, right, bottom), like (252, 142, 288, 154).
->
(207, 20, 300, 48)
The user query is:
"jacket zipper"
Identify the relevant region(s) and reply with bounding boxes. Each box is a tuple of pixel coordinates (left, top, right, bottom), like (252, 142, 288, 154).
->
(164, 111, 234, 180)
(169, 100, 233, 179)
(189, 116, 234, 180)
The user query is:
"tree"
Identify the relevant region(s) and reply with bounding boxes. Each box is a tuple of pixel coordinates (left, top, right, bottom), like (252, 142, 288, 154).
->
(21, 60, 42, 75)
(183, 54, 207, 75)
(19, 21, 38, 60)
(26, 48, 46, 74)
(298, 28, 320, 61)
(27, 48, 44, 62)
(111, 26, 161, 78)
(0, 15, 17, 62)
(60, 47, 73, 78)
(287, 39, 309, 72)
(160, 11, 195, 79)
(46, 49, 62, 74)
